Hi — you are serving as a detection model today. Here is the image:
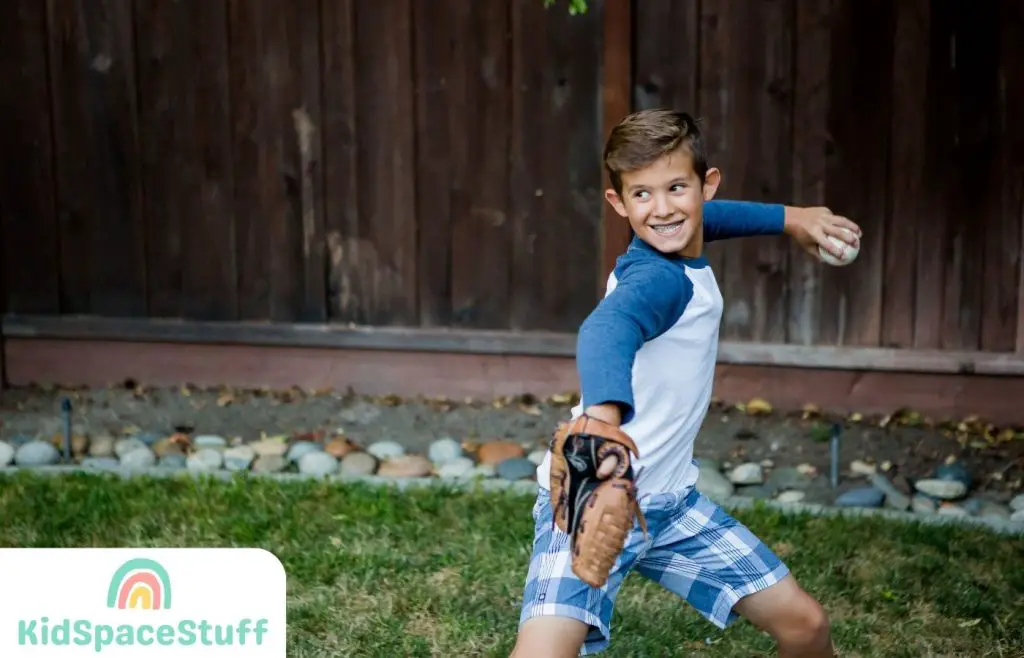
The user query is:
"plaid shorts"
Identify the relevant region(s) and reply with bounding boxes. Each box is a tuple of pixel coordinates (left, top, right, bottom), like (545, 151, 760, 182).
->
(518, 483, 791, 654)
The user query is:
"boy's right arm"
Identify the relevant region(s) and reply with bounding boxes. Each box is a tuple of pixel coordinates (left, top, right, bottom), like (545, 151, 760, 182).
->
(574, 260, 694, 427)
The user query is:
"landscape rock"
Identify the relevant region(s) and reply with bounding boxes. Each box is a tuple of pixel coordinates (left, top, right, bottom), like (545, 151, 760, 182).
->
(937, 503, 969, 517)
(977, 501, 1010, 519)
(193, 435, 228, 451)
(49, 433, 88, 457)
(252, 455, 288, 474)
(477, 440, 525, 465)
(158, 454, 187, 470)
(223, 445, 256, 471)
(1009, 494, 1024, 513)
(914, 478, 967, 500)
(849, 460, 876, 476)
(471, 464, 497, 478)
(911, 495, 938, 514)
(377, 454, 432, 478)
(88, 435, 116, 458)
(120, 448, 157, 469)
(933, 460, 972, 490)
(340, 452, 377, 477)
(153, 438, 183, 458)
(286, 441, 322, 463)
(1011, 510, 1024, 523)
(437, 457, 476, 480)
(695, 461, 735, 501)
(249, 438, 289, 458)
(428, 438, 464, 465)
(297, 451, 338, 476)
(113, 438, 148, 459)
(366, 441, 405, 461)
(496, 457, 536, 481)
(834, 487, 885, 508)
(80, 457, 120, 469)
(15, 440, 60, 467)
(0, 441, 14, 467)
(727, 462, 764, 485)
(765, 466, 813, 494)
(776, 490, 806, 503)
(187, 448, 224, 473)
(527, 449, 547, 465)
(869, 472, 911, 511)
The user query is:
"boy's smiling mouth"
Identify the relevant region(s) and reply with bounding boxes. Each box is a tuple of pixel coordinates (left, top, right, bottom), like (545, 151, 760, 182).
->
(650, 220, 684, 236)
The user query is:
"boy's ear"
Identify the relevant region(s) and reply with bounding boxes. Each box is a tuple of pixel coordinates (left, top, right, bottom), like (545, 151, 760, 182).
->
(702, 167, 722, 201)
(604, 188, 629, 218)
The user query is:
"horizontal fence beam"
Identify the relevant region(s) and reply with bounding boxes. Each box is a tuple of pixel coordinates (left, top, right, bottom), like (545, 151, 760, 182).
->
(4, 315, 1024, 377)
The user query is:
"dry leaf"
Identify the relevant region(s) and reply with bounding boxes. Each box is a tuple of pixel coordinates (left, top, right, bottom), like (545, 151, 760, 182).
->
(520, 404, 542, 416)
(848, 411, 864, 423)
(216, 393, 234, 407)
(745, 398, 773, 416)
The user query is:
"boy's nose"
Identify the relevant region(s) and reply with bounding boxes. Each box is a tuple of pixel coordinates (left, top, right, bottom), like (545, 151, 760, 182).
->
(653, 195, 672, 217)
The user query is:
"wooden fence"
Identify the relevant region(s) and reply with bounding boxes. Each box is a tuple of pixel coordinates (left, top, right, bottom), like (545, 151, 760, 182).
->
(2, 0, 1023, 361)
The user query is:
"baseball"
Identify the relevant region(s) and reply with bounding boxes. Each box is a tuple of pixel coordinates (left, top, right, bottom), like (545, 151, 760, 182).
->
(818, 228, 859, 266)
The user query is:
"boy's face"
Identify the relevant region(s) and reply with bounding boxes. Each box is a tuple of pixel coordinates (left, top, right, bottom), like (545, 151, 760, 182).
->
(605, 148, 721, 258)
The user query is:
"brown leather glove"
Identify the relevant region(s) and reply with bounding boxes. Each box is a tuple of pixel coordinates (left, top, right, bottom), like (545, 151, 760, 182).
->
(549, 414, 647, 588)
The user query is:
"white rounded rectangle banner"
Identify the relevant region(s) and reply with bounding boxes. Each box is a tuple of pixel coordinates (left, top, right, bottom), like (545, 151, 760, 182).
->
(0, 548, 287, 656)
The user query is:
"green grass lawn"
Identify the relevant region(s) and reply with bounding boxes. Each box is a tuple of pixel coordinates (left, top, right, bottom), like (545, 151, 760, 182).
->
(0, 471, 1021, 657)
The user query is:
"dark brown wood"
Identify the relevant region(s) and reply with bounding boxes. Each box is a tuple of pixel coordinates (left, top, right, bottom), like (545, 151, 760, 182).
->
(787, 0, 832, 346)
(448, 0, 513, 329)
(881, 0, 929, 349)
(819, 0, 893, 346)
(353, 0, 419, 326)
(599, 0, 633, 291)
(698, 0, 793, 343)
(47, 0, 146, 317)
(135, 0, 237, 321)
(509, 0, 602, 331)
(320, 0, 361, 323)
(1005, 0, 1024, 354)
(0, 0, 60, 316)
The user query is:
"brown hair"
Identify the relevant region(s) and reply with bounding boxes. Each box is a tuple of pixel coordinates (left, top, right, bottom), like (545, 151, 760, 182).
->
(603, 108, 709, 193)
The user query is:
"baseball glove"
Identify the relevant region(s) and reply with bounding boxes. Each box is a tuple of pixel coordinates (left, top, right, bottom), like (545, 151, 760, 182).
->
(549, 414, 648, 588)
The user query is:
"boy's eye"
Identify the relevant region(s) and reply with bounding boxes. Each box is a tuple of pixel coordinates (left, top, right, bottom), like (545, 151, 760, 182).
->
(634, 190, 650, 200)
(670, 184, 686, 192)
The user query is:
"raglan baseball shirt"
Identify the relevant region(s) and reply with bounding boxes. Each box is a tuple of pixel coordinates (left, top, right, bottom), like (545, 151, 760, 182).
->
(535, 200, 785, 495)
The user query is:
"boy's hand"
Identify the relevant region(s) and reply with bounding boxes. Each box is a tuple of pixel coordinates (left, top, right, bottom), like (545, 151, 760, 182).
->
(585, 404, 625, 478)
(783, 206, 862, 261)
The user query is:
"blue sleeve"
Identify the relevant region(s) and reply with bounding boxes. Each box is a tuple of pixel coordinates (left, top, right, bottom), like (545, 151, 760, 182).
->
(575, 261, 693, 424)
(703, 200, 785, 242)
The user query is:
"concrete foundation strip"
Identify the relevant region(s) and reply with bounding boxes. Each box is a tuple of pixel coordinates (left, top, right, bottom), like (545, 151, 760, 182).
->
(1, 464, 1022, 537)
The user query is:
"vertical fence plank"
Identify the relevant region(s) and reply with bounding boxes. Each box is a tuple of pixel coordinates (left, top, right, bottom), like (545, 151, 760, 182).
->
(978, 0, 1018, 352)
(448, 0, 513, 329)
(135, 0, 237, 321)
(1003, 0, 1024, 354)
(509, 0, 602, 331)
(47, 0, 147, 317)
(320, 0, 362, 323)
(882, 0, 929, 348)
(0, 0, 60, 315)
(818, 0, 892, 346)
(698, 0, 793, 343)
(599, 0, 633, 291)
(353, 0, 418, 325)
(412, 0, 455, 327)
(788, 0, 832, 346)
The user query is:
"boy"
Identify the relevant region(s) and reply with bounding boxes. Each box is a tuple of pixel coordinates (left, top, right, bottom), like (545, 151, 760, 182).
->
(512, 108, 859, 657)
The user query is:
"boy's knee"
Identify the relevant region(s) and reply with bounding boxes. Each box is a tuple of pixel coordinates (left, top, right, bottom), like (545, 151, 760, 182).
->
(777, 598, 830, 648)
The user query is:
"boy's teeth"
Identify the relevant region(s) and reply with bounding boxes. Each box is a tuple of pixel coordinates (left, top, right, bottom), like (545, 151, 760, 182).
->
(653, 223, 680, 233)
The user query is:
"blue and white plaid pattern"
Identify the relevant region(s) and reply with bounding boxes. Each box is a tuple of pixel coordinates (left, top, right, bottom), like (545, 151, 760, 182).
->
(518, 482, 791, 655)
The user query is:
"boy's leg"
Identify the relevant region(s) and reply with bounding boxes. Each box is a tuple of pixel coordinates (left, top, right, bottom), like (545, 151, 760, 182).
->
(634, 488, 833, 658)
(513, 488, 650, 657)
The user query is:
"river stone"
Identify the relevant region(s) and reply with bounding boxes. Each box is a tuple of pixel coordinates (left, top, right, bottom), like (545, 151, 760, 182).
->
(366, 441, 405, 461)
(937, 503, 969, 517)
(0, 441, 14, 467)
(252, 455, 288, 474)
(324, 437, 356, 459)
(1009, 494, 1024, 513)
(527, 449, 547, 466)
(869, 472, 911, 511)
(911, 494, 938, 514)
(497, 457, 536, 481)
(298, 451, 338, 476)
(776, 490, 806, 503)
(977, 501, 1010, 519)
(437, 457, 476, 480)
(765, 467, 813, 493)
(249, 439, 289, 458)
(340, 451, 377, 476)
(477, 441, 525, 465)
(287, 441, 322, 462)
(1011, 510, 1024, 523)
(114, 437, 148, 459)
(913, 478, 967, 500)
(223, 445, 256, 472)
(471, 463, 497, 478)
(728, 462, 764, 485)
(834, 487, 884, 508)
(428, 438, 463, 465)
(15, 440, 60, 466)
(88, 435, 116, 458)
(193, 435, 228, 451)
(378, 454, 433, 478)
(933, 461, 972, 489)
(187, 448, 224, 473)
(696, 462, 735, 501)
(158, 454, 187, 470)
(120, 448, 157, 469)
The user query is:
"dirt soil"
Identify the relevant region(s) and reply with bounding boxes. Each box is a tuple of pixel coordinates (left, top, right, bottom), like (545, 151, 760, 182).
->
(1, 383, 1022, 505)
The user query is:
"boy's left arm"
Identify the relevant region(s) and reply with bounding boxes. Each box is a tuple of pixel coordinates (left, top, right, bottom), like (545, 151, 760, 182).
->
(704, 200, 862, 260)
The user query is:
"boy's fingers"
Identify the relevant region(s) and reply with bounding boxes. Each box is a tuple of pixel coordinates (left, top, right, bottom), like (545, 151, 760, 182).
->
(828, 215, 862, 236)
(822, 222, 860, 248)
(597, 455, 618, 478)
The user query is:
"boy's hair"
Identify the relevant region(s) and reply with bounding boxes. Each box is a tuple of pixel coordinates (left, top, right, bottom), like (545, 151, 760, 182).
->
(603, 108, 709, 194)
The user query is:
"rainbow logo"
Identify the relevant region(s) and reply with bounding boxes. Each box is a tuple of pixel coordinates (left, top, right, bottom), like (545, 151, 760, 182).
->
(105, 558, 172, 611)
